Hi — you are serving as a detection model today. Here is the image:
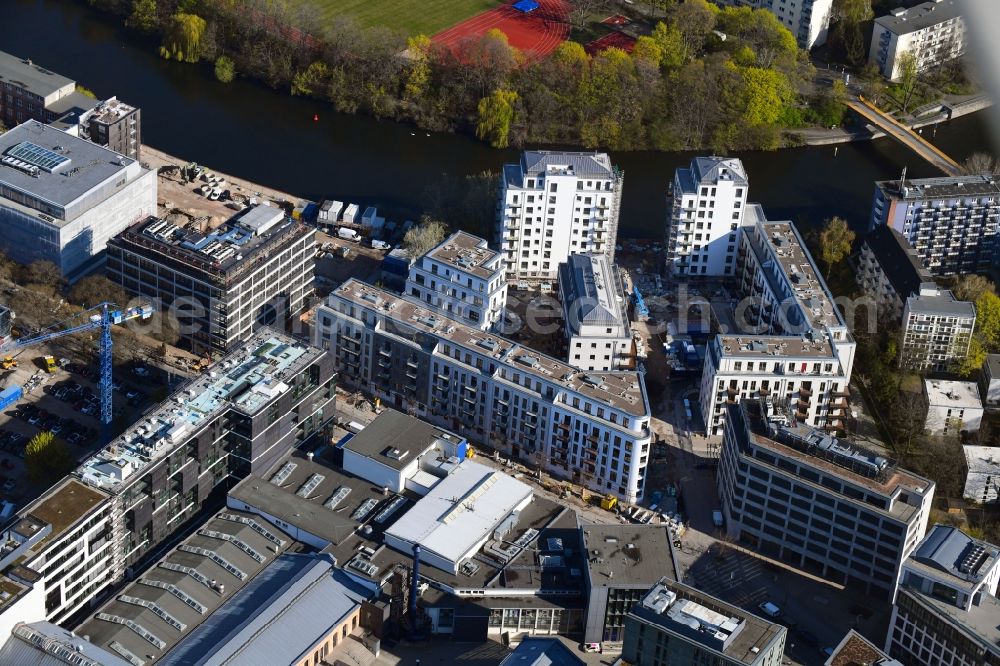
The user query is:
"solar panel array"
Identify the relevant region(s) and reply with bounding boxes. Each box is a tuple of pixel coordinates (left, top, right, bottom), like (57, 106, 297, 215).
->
(7, 141, 70, 172)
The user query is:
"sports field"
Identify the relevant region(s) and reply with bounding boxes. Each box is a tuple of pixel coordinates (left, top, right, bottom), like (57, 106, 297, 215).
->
(287, 0, 502, 36)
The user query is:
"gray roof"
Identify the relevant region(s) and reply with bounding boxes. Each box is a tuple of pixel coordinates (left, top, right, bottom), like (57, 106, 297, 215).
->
(76, 510, 293, 664)
(0, 621, 133, 666)
(559, 254, 625, 330)
(581, 523, 676, 588)
(877, 174, 1000, 201)
(912, 524, 1000, 587)
(690, 156, 748, 186)
(500, 638, 584, 666)
(520, 151, 614, 178)
(45, 91, 99, 117)
(0, 120, 135, 212)
(160, 554, 368, 666)
(342, 409, 459, 471)
(863, 226, 932, 300)
(0, 50, 74, 98)
(985, 354, 1000, 380)
(875, 0, 964, 36)
(906, 288, 975, 317)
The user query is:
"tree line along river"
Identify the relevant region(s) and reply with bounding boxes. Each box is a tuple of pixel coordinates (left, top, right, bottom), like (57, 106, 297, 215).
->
(6, 0, 998, 238)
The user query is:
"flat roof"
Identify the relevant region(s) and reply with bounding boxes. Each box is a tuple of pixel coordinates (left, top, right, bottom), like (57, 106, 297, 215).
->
(907, 287, 975, 317)
(384, 460, 533, 569)
(963, 446, 1000, 475)
(343, 409, 459, 471)
(79, 330, 323, 493)
(87, 97, 137, 125)
(715, 334, 835, 359)
(0, 121, 136, 214)
(899, 587, 1000, 657)
(581, 523, 675, 588)
(924, 379, 982, 410)
(21, 478, 108, 551)
(500, 638, 585, 666)
(877, 174, 1000, 200)
(0, 50, 74, 98)
(559, 254, 628, 331)
(733, 401, 933, 519)
(986, 354, 1000, 380)
(630, 578, 785, 665)
(330, 280, 649, 417)
(875, 0, 963, 36)
(863, 225, 932, 300)
(76, 509, 294, 664)
(159, 554, 368, 666)
(424, 231, 502, 279)
(113, 208, 311, 279)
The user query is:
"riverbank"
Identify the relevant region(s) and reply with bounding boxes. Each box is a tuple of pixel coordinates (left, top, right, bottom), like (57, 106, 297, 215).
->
(793, 94, 993, 147)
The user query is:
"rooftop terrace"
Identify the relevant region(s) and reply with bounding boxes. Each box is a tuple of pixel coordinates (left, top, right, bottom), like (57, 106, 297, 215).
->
(331, 280, 648, 417)
(424, 231, 502, 280)
(78, 330, 322, 493)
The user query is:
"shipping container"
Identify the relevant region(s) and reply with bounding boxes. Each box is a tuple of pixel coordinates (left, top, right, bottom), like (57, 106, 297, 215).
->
(0, 384, 22, 410)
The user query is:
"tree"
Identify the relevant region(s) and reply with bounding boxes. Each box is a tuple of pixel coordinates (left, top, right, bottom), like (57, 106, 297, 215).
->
(964, 153, 1000, 175)
(23, 260, 63, 293)
(957, 337, 987, 378)
(717, 6, 798, 70)
(75, 85, 97, 99)
(476, 89, 518, 148)
(403, 217, 448, 259)
(953, 274, 995, 303)
(214, 55, 236, 83)
(667, 0, 718, 63)
(632, 36, 664, 67)
(975, 291, 1000, 351)
(737, 66, 794, 126)
(291, 61, 328, 97)
(403, 35, 432, 105)
(68, 275, 128, 309)
(126, 0, 159, 33)
(831, 0, 873, 65)
(159, 13, 207, 63)
(25, 431, 74, 486)
(651, 21, 685, 70)
(895, 50, 920, 113)
(818, 216, 855, 278)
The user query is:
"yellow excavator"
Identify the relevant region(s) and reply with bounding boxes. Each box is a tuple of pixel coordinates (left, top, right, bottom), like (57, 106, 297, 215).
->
(0, 356, 16, 370)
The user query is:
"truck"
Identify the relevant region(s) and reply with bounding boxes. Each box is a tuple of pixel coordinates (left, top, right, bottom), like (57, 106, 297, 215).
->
(43, 356, 57, 373)
(337, 228, 360, 242)
(0, 385, 22, 410)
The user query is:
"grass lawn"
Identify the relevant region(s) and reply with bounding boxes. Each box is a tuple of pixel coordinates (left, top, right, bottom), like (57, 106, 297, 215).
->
(288, 0, 503, 36)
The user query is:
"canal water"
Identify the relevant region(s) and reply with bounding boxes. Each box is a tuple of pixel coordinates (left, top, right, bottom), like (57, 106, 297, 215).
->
(6, 0, 998, 238)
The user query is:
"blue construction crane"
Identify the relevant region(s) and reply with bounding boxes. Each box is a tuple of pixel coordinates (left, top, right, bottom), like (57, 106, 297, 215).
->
(632, 285, 649, 318)
(2, 302, 152, 427)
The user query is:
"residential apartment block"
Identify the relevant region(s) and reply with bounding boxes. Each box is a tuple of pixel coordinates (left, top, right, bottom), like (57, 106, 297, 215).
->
(665, 156, 750, 277)
(962, 446, 1000, 505)
(0, 121, 156, 278)
(558, 253, 632, 371)
(74, 97, 141, 160)
(870, 175, 1000, 277)
(886, 524, 1000, 665)
(857, 225, 934, 322)
(870, 0, 966, 80)
(314, 279, 652, 502)
(497, 151, 623, 285)
(405, 231, 506, 331)
(720, 400, 935, 598)
(622, 577, 787, 666)
(700, 218, 856, 436)
(924, 379, 983, 435)
(0, 50, 77, 128)
(106, 205, 315, 354)
(0, 330, 335, 625)
(901, 285, 975, 371)
(716, 0, 834, 49)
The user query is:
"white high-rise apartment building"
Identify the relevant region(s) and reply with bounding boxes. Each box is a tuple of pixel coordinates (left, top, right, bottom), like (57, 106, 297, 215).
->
(715, 0, 834, 49)
(870, 0, 966, 80)
(405, 231, 507, 331)
(886, 525, 1000, 665)
(665, 156, 750, 277)
(720, 399, 935, 599)
(559, 254, 632, 372)
(699, 217, 856, 436)
(498, 151, 623, 285)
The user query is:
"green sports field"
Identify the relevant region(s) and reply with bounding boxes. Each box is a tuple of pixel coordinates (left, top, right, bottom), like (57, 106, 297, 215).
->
(289, 0, 502, 36)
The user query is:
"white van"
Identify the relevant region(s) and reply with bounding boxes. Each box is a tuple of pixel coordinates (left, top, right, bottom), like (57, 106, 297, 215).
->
(758, 601, 781, 618)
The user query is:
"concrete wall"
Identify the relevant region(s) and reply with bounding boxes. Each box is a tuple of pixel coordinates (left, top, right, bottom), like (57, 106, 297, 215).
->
(342, 448, 411, 493)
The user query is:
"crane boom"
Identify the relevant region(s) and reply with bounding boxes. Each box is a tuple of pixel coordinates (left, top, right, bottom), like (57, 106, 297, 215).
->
(0, 302, 152, 427)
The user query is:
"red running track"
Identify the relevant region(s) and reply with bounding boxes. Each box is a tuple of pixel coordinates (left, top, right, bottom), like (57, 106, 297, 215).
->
(432, 0, 570, 59)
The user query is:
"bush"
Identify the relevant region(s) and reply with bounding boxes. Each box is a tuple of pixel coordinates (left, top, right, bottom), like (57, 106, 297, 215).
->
(215, 56, 236, 83)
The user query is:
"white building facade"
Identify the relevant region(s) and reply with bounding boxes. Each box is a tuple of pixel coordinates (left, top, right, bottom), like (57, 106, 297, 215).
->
(665, 156, 750, 277)
(700, 219, 856, 436)
(924, 379, 983, 435)
(498, 151, 622, 285)
(870, 0, 966, 80)
(886, 524, 1000, 665)
(901, 286, 975, 372)
(315, 279, 653, 502)
(720, 400, 935, 599)
(558, 254, 632, 371)
(962, 446, 1000, 504)
(405, 231, 507, 331)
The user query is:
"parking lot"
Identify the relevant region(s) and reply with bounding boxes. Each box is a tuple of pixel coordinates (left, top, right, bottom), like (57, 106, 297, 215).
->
(0, 353, 162, 509)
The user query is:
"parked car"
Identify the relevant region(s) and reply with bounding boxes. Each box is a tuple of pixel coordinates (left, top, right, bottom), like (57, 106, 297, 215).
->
(758, 601, 781, 618)
(134, 366, 150, 378)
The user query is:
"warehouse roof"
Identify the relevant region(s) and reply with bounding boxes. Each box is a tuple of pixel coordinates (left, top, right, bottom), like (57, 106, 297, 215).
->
(0, 50, 74, 98)
(342, 409, 459, 471)
(0, 622, 133, 666)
